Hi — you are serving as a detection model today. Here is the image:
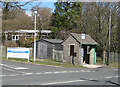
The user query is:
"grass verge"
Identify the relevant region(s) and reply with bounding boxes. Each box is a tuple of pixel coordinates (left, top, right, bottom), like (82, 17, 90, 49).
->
(109, 63, 119, 68)
(2, 57, 85, 68)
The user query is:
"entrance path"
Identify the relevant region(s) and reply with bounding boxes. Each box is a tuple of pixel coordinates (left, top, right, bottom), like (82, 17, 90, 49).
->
(83, 64, 105, 68)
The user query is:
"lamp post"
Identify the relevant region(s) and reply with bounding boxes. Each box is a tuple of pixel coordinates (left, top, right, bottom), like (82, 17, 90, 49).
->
(81, 33, 85, 65)
(34, 10, 37, 62)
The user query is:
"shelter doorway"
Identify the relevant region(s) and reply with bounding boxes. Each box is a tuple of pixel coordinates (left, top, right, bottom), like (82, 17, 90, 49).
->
(83, 45, 90, 64)
(70, 45, 75, 65)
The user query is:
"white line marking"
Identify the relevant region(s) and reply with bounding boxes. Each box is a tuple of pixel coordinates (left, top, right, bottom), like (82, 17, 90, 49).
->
(44, 72, 53, 74)
(105, 76, 119, 78)
(14, 67, 29, 70)
(0, 75, 6, 77)
(2, 64, 16, 69)
(3, 68, 26, 74)
(2, 64, 29, 70)
(105, 76, 113, 78)
(53, 71, 60, 74)
(3, 68, 16, 71)
(115, 76, 119, 78)
(24, 73, 33, 75)
(9, 74, 19, 76)
(75, 71, 80, 72)
(60, 71, 67, 73)
(41, 79, 86, 85)
(0, 64, 4, 66)
(68, 71, 75, 73)
(1, 70, 94, 77)
(36, 73, 42, 75)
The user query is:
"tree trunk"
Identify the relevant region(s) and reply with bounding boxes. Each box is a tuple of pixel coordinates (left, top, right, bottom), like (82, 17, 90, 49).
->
(103, 50, 106, 65)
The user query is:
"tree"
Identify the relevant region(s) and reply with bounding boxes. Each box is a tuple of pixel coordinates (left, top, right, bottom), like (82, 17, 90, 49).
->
(2, 9, 34, 31)
(51, 2, 82, 39)
(1, 2, 30, 19)
(81, 2, 119, 64)
(37, 7, 52, 30)
(118, 2, 120, 53)
(1, 1, 35, 44)
(1, 1, 34, 31)
(31, 6, 52, 38)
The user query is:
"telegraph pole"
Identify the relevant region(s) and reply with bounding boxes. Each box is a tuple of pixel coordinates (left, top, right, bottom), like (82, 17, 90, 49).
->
(107, 9, 111, 66)
(34, 10, 37, 62)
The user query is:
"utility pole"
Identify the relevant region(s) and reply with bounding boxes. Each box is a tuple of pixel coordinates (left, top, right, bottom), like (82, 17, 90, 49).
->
(34, 10, 37, 62)
(107, 9, 111, 66)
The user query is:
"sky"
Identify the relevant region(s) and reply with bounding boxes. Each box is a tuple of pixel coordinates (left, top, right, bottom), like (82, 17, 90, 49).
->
(24, 1, 56, 16)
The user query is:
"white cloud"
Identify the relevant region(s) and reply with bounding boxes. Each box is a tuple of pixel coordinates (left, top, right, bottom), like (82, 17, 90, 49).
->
(25, 12, 32, 17)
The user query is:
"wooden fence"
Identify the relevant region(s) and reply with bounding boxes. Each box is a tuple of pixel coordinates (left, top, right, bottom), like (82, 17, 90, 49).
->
(53, 50, 63, 62)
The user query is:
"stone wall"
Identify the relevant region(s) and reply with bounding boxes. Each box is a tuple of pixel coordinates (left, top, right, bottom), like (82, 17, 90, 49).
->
(62, 35, 81, 65)
(90, 48, 95, 65)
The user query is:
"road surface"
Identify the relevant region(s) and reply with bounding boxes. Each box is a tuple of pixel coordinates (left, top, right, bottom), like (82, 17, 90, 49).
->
(1, 60, 119, 85)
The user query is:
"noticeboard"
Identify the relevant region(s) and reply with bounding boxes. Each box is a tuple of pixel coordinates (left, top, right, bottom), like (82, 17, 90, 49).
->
(7, 47, 30, 62)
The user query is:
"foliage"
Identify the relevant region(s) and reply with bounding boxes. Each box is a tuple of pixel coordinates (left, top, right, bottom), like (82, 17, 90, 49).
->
(51, 2, 82, 39)
(81, 2, 118, 53)
(16, 38, 34, 48)
(31, 6, 52, 39)
(4, 41, 18, 47)
(2, 8, 34, 31)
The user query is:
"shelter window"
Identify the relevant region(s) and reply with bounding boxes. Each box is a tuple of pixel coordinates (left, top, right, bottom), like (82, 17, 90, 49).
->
(70, 45, 74, 56)
(87, 46, 90, 54)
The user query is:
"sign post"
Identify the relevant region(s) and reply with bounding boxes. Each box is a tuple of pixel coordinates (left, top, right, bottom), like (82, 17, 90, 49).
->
(7, 47, 30, 62)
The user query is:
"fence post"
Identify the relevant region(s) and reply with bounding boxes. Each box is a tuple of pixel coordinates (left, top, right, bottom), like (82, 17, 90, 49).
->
(53, 49, 54, 60)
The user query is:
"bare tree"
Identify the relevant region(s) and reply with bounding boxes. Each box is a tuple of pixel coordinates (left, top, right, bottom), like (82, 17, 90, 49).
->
(81, 2, 118, 64)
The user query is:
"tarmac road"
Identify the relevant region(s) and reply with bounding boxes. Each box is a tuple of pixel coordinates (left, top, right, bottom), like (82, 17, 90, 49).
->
(1, 60, 119, 86)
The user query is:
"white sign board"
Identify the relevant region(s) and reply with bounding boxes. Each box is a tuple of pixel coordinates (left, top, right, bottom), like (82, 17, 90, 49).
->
(7, 47, 29, 62)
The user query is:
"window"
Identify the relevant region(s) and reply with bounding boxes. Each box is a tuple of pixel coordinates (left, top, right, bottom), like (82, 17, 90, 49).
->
(70, 45, 74, 56)
(13, 36, 15, 40)
(12, 35, 19, 41)
(16, 36, 18, 40)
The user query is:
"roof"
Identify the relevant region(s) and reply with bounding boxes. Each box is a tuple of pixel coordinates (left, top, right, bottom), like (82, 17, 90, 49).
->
(41, 30, 52, 33)
(4, 30, 52, 34)
(66, 33, 98, 45)
(37, 38, 63, 44)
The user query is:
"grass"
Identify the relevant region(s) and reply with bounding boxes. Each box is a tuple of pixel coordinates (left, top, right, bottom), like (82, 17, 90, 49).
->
(96, 57, 120, 68)
(2, 57, 119, 68)
(1, 57, 84, 68)
(109, 63, 119, 68)
(96, 57, 103, 64)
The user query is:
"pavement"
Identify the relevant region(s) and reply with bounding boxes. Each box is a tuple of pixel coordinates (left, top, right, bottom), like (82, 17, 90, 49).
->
(83, 64, 104, 68)
(1, 60, 119, 85)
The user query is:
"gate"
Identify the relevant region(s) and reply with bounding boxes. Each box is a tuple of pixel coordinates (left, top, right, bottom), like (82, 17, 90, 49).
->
(38, 43, 47, 59)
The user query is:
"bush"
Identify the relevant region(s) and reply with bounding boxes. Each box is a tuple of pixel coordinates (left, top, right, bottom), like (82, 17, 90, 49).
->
(4, 41, 18, 47)
(16, 38, 34, 47)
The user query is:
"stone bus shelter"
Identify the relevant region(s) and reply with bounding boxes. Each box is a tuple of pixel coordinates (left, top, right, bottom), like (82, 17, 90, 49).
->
(62, 33, 98, 65)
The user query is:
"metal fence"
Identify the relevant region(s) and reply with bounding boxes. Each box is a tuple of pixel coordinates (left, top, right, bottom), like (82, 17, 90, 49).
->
(109, 52, 120, 64)
(96, 52, 120, 65)
(53, 50, 63, 62)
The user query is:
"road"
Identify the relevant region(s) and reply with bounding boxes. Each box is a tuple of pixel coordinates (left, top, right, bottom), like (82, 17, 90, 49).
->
(1, 60, 119, 85)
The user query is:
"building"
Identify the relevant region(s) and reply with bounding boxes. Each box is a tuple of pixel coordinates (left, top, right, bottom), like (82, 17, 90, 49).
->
(62, 33, 98, 65)
(33, 38, 63, 59)
(4, 30, 52, 41)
